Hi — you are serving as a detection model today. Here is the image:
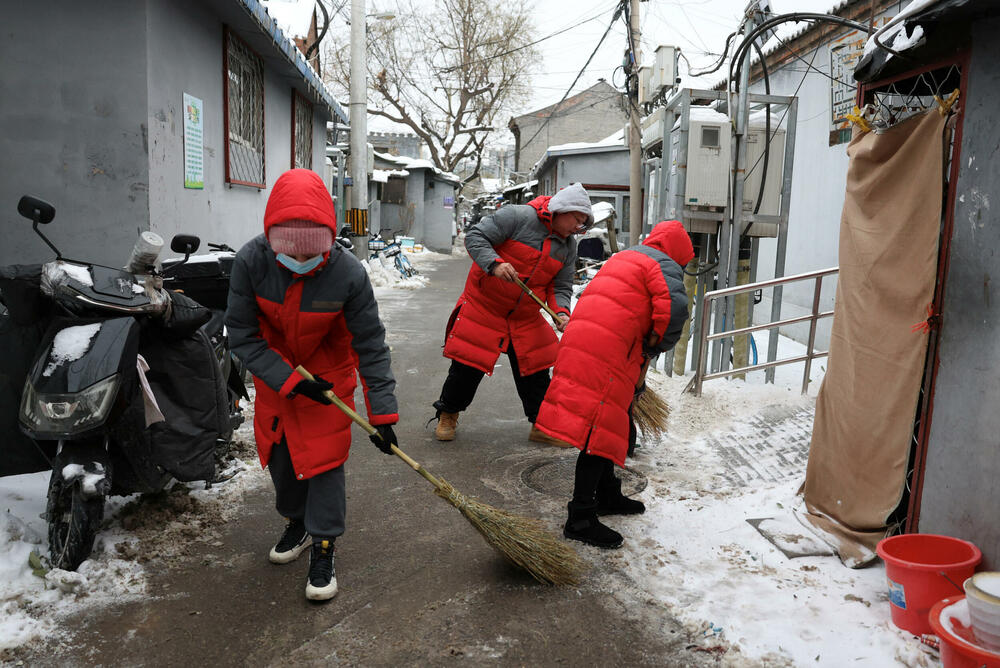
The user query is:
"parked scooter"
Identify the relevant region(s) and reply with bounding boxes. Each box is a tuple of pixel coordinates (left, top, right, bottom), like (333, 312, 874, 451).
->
(0, 196, 236, 570)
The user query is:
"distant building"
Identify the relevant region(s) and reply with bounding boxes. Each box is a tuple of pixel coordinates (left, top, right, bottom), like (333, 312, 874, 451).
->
(532, 129, 631, 234)
(509, 81, 625, 177)
(368, 131, 422, 160)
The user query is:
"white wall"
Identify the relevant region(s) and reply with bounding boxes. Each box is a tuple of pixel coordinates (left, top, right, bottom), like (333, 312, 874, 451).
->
(146, 0, 332, 255)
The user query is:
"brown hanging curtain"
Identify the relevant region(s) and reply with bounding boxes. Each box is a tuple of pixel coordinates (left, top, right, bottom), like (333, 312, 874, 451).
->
(802, 109, 949, 567)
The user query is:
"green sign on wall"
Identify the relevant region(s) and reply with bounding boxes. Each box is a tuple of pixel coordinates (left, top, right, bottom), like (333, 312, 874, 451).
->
(183, 93, 204, 189)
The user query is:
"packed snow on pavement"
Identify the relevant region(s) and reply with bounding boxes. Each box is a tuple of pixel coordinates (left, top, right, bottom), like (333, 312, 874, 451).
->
(0, 246, 940, 665)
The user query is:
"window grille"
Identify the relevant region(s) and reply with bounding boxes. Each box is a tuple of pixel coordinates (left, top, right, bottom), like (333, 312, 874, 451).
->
(292, 91, 313, 169)
(382, 176, 406, 204)
(224, 28, 265, 187)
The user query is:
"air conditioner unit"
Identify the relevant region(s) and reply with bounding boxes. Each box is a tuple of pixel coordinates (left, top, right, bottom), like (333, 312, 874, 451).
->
(650, 45, 677, 96)
(741, 110, 785, 237)
(670, 106, 731, 209)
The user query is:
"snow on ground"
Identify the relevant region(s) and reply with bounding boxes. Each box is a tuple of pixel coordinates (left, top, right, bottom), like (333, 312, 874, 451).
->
(617, 350, 941, 667)
(0, 255, 441, 657)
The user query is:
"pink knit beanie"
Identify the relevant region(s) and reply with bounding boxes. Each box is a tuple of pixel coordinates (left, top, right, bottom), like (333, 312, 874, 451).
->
(268, 219, 333, 256)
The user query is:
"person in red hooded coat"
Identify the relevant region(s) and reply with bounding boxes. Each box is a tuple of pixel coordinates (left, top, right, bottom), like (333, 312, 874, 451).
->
(534, 220, 695, 549)
(225, 169, 398, 601)
(431, 183, 593, 444)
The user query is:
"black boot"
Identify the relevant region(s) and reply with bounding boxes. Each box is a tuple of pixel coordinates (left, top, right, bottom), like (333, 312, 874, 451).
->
(563, 501, 624, 549)
(596, 473, 646, 516)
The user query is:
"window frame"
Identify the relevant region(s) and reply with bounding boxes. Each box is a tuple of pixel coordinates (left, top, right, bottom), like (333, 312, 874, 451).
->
(291, 89, 313, 170)
(223, 26, 266, 188)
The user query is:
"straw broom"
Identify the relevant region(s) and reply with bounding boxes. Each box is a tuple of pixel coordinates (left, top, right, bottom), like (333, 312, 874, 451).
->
(295, 366, 585, 586)
(513, 278, 671, 438)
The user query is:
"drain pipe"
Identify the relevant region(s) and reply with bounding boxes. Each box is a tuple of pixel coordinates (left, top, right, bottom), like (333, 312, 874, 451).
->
(326, 145, 346, 231)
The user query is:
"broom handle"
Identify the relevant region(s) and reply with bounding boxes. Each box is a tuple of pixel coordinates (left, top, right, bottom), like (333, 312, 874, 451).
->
(513, 277, 561, 321)
(294, 365, 445, 491)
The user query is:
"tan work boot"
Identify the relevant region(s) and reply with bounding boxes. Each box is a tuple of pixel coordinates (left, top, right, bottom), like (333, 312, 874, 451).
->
(529, 425, 573, 448)
(435, 412, 459, 441)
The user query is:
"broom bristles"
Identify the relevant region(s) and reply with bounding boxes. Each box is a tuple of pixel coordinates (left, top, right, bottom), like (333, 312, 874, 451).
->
(633, 387, 670, 439)
(433, 478, 586, 586)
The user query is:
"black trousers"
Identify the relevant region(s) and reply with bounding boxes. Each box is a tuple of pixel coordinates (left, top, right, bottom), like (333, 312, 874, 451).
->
(571, 450, 614, 505)
(435, 344, 551, 422)
(268, 438, 346, 541)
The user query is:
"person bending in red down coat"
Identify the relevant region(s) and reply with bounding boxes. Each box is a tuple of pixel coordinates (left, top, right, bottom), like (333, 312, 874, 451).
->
(225, 169, 398, 601)
(431, 183, 593, 445)
(534, 220, 695, 549)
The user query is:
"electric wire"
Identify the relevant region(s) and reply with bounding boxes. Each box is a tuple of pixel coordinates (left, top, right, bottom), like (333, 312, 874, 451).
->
(520, 1, 624, 151)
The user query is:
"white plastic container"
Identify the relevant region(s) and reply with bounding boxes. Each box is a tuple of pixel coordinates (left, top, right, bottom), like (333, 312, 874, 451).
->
(965, 572, 1000, 650)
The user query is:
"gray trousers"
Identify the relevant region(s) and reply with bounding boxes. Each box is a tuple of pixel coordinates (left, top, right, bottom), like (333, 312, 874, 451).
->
(268, 438, 345, 541)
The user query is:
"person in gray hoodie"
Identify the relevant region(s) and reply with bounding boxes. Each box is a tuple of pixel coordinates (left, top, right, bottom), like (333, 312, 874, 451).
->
(432, 183, 593, 444)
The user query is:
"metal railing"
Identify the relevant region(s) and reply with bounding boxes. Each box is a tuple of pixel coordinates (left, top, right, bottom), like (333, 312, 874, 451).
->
(690, 267, 839, 396)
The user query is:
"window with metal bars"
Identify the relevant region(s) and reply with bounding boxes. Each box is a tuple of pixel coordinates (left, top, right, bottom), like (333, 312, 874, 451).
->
(292, 91, 313, 169)
(224, 28, 265, 187)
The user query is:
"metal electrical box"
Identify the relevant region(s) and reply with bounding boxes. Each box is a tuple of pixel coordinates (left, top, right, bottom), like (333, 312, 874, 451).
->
(638, 66, 652, 105)
(650, 45, 677, 95)
(741, 110, 785, 237)
(671, 107, 731, 209)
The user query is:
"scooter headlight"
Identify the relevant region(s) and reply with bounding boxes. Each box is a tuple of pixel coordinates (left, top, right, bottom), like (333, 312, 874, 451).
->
(20, 374, 121, 435)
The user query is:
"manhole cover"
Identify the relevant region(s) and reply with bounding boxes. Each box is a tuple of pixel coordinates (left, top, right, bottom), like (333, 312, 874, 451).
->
(520, 458, 648, 498)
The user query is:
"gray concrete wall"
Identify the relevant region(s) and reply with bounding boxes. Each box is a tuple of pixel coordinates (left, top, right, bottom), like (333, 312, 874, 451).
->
(0, 1, 150, 267)
(146, 0, 331, 255)
(405, 170, 426, 242)
(918, 18, 1000, 570)
(553, 150, 629, 188)
(422, 177, 457, 253)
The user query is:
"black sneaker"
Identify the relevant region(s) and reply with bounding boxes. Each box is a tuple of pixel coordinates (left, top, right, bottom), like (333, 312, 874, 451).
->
(268, 519, 310, 564)
(305, 540, 338, 601)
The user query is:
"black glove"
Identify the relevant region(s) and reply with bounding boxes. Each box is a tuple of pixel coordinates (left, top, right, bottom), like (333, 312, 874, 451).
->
(634, 382, 647, 400)
(290, 376, 334, 405)
(369, 424, 397, 455)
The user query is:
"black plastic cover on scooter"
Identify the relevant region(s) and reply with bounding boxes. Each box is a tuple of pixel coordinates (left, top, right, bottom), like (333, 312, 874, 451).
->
(140, 291, 229, 482)
(0, 264, 57, 477)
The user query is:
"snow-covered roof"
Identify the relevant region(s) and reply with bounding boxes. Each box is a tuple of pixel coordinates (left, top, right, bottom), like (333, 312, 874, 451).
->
(240, 0, 347, 123)
(370, 169, 410, 183)
(503, 179, 538, 194)
(861, 0, 937, 58)
(546, 128, 626, 154)
(371, 151, 460, 184)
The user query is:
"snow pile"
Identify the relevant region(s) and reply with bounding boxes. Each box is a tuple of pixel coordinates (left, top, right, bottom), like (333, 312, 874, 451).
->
(363, 253, 428, 290)
(616, 366, 938, 666)
(43, 323, 101, 376)
(0, 391, 266, 656)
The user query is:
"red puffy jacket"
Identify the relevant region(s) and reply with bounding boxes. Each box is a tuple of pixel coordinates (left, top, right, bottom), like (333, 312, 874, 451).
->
(225, 169, 397, 479)
(534, 221, 694, 466)
(443, 196, 577, 376)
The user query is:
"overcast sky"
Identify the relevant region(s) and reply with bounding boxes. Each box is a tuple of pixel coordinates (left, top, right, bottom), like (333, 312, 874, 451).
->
(262, 0, 841, 135)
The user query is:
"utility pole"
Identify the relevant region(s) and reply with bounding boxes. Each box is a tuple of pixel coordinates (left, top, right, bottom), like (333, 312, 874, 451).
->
(348, 0, 368, 259)
(627, 0, 643, 246)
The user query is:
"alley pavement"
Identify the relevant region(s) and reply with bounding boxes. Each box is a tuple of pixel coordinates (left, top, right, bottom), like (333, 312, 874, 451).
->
(14, 251, 721, 667)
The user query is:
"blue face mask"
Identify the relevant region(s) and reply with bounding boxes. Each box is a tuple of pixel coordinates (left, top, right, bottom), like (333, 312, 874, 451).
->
(276, 253, 323, 275)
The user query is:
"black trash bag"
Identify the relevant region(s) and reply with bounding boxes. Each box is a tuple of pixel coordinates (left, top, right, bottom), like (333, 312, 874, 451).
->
(139, 295, 229, 482)
(0, 265, 56, 477)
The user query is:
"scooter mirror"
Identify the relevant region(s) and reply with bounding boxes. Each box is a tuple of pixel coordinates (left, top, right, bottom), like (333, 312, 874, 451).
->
(170, 234, 201, 256)
(17, 196, 55, 225)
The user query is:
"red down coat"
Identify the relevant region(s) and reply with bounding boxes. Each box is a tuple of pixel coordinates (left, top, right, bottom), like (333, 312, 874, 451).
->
(443, 196, 577, 376)
(534, 220, 694, 467)
(225, 169, 398, 479)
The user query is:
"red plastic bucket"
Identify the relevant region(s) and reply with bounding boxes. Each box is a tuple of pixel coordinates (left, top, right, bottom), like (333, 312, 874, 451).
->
(929, 596, 1000, 668)
(876, 534, 982, 636)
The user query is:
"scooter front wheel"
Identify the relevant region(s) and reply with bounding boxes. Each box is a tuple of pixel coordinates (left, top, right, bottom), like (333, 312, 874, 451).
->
(46, 474, 105, 571)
